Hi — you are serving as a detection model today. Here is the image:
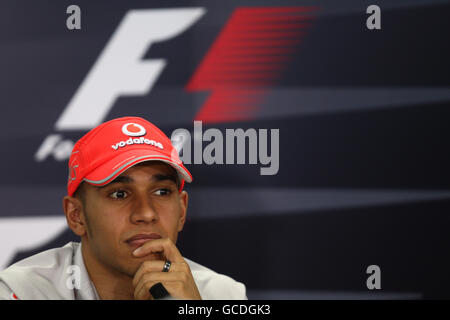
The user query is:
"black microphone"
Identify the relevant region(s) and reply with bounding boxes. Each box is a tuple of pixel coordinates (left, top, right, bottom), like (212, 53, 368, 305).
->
(149, 282, 170, 299)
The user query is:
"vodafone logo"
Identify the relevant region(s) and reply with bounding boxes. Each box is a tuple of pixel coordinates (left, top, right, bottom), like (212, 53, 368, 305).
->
(122, 123, 146, 137)
(111, 137, 164, 151)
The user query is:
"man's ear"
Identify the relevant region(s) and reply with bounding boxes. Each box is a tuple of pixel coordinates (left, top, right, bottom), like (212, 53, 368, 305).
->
(177, 190, 189, 232)
(63, 196, 87, 237)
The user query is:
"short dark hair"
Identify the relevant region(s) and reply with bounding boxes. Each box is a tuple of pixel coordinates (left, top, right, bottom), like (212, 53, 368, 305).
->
(72, 181, 94, 237)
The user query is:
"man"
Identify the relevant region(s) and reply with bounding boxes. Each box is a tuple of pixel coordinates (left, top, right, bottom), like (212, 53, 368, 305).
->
(0, 116, 247, 300)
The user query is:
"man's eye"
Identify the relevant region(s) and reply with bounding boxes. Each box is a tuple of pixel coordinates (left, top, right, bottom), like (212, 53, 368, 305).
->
(109, 190, 128, 199)
(154, 188, 171, 196)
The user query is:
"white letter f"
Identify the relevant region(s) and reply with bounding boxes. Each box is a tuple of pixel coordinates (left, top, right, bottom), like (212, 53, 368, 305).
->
(56, 8, 205, 130)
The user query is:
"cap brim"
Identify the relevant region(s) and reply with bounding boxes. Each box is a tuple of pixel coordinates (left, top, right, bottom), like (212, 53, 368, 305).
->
(83, 148, 192, 187)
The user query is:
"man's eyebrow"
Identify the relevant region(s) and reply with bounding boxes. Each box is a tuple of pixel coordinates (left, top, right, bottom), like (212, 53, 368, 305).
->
(151, 174, 179, 186)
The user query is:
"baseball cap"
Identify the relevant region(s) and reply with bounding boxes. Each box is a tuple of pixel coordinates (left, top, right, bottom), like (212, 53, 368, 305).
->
(67, 116, 192, 196)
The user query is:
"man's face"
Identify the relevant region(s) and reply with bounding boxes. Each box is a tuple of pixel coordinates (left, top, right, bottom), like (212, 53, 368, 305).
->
(77, 161, 188, 277)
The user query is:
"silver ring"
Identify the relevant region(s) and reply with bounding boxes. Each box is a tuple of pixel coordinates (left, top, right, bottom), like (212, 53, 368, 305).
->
(162, 260, 171, 272)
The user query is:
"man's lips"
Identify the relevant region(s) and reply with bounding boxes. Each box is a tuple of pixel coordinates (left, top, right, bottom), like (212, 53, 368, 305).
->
(125, 233, 162, 247)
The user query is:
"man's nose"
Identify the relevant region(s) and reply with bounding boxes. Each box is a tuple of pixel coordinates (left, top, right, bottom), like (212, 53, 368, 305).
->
(130, 193, 158, 224)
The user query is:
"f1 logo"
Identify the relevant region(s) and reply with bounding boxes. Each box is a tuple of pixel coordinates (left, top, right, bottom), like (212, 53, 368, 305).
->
(55, 8, 205, 130)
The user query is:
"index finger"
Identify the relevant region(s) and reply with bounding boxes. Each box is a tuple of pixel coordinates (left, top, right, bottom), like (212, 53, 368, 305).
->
(132, 237, 184, 263)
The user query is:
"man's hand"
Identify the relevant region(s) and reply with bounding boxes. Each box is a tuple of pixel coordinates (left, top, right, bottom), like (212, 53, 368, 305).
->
(132, 237, 202, 300)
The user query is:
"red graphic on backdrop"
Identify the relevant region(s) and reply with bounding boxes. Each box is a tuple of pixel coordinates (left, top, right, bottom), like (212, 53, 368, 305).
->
(186, 6, 319, 123)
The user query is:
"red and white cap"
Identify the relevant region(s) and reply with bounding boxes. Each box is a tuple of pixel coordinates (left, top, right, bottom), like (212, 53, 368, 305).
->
(67, 116, 192, 196)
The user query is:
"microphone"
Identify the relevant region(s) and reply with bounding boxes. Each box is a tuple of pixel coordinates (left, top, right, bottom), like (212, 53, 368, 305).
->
(149, 282, 170, 299)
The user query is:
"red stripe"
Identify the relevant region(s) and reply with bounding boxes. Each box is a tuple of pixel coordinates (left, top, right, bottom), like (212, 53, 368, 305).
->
(190, 79, 276, 87)
(200, 56, 292, 63)
(199, 72, 281, 79)
(218, 47, 296, 55)
(226, 22, 311, 31)
(212, 38, 303, 47)
(230, 15, 316, 23)
(235, 6, 319, 15)
(222, 30, 306, 39)
(185, 6, 318, 123)
(200, 64, 287, 71)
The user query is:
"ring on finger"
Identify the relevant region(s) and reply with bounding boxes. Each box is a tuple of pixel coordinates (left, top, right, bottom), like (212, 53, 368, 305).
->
(162, 260, 171, 272)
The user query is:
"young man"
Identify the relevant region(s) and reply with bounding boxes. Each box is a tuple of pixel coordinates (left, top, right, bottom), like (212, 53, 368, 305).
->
(0, 116, 247, 300)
